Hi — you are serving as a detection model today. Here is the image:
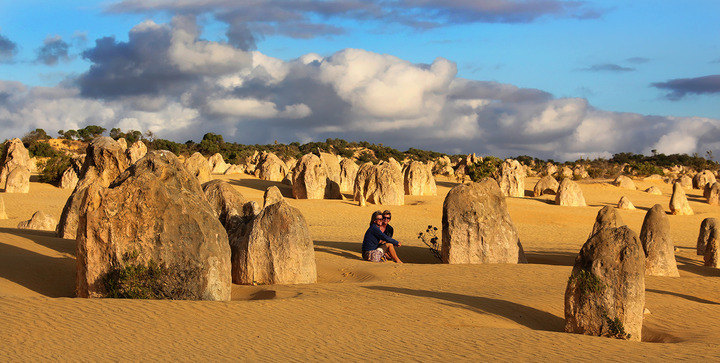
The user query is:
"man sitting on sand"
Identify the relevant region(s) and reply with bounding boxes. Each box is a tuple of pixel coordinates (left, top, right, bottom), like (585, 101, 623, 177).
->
(362, 210, 402, 263)
(381, 210, 393, 238)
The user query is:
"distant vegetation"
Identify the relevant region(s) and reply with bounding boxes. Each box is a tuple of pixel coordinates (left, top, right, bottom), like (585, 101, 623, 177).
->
(6, 126, 720, 179)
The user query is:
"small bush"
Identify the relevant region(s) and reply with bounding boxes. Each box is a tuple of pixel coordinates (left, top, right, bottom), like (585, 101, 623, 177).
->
(38, 154, 72, 184)
(571, 269, 604, 296)
(603, 314, 631, 340)
(103, 251, 200, 300)
(27, 141, 58, 158)
(467, 157, 501, 182)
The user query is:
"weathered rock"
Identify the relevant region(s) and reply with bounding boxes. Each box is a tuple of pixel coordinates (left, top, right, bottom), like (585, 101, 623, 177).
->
(60, 166, 80, 190)
(387, 157, 403, 175)
(544, 163, 557, 176)
(669, 182, 693, 215)
(17, 210, 57, 231)
(590, 206, 624, 238)
(116, 138, 127, 151)
(202, 180, 246, 227)
(0, 138, 31, 193)
(244, 163, 256, 175)
(5, 166, 30, 193)
(703, 220, 720, 267)
(559, 166, 573, 179)
(498, 159, 526, 197)
(209, 153, 229, 174)
(705, 182, 720, 205)
(284, 158, 297, 172)
(353, 162, 405, 206)
(230, 200, 316, 285)
(339, 158, 359, 192)
(612, 175, 636, 190)
(573, 166, 589, 179)
(255, 152, 288, 182)
(0, 196, 7, 219)
(617, 196, 635, 210)
(125, 140, 147, 165)
(432, 156, 454, 176)
(645, 186, 662, 195)
(263, 186, 284, 208)
(564, 226, 645, 341)
(223, 164, 245, 175)
(693, 170, 716, 189)
(643, 174, 663, 181)
(441, 179, 526, 264)
(318, 151, 341, 187)
(292, 154, 327, 199)
(696, 218, 718, 255)
(184, 152, 212, 184)
(28, 157, 39, 173)
(57, 137, 130, 239)
(555, 179, 587, 207)
(76, 150, 231, 300)
(533, 176, 559, 197)
(403, 161, 437, 196)
(676, 175, 692, 189)
(640, 205, 679, 276)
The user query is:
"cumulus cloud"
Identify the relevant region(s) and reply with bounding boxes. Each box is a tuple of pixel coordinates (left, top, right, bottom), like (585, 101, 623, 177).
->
(36, 35, 71, 65)
(2, 17, 720, 161)
(0, 33, 18, 63)
(106, 0, 600, 50)
(579, 63, 635, 72)
(652, 75, 720, 100)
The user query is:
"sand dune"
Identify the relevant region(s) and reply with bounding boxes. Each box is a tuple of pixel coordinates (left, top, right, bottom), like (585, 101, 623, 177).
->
(1, 175, 719, 360)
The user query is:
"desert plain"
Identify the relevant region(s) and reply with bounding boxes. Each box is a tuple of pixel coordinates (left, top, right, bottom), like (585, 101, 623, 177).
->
(0, 173, 719, 360)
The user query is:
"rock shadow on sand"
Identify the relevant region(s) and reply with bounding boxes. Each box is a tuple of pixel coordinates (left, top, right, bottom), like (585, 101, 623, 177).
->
(363, 286, 564, 332)
(314, 241, 440, 264)
(0, 241, 75, 297)
(524, 250, 578, 266)
(646, 288, 720, 305)
(226, 178, 293, 197)
(675, 255, 720, 277)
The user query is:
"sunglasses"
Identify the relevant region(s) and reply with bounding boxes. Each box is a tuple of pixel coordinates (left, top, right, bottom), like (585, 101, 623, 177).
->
(383, 216, 391, 220)
(375, 217, 384, 221)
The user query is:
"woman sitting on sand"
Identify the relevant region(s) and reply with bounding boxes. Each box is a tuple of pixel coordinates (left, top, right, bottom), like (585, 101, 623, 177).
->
(362, 211, 402, 263)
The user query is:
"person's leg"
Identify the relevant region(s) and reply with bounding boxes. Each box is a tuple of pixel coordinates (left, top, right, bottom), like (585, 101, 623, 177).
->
(381, 244, 402, 263)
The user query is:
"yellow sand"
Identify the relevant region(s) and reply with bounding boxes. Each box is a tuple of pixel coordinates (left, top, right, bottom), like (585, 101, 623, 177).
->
(1, 175, 719, 360)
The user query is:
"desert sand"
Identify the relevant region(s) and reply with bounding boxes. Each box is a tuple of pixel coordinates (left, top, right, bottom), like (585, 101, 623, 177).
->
(1, 174, 719, 360)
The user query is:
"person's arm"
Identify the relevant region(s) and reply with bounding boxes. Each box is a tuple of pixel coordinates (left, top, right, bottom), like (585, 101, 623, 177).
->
(372, 226, 400, 246)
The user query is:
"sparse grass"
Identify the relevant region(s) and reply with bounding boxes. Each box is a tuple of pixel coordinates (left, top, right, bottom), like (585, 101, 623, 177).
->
(570, 269, 604, 296)
(602, 314, 631, 340)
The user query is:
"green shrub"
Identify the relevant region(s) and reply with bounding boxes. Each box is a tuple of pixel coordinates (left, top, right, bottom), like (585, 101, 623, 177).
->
(466, 157, 501, 182)
(571, 269, 604, 296)
(38, 154, 72, 184)
(27, 141, 58, 158)
(103, 251, 200, 300)
(603, 314, 631, 340)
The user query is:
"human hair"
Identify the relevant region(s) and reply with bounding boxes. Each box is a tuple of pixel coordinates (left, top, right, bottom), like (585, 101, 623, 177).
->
(382, 210, 391, 217)
(370, 210, 383, 226)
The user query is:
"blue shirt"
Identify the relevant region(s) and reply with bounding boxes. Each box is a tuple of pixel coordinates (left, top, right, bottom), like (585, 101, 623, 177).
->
(362, 224, 399, 252)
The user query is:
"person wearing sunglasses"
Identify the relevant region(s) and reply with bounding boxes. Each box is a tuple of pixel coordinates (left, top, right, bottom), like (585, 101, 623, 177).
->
(361, 210, 402, 263)
(380, 210, 393, 238)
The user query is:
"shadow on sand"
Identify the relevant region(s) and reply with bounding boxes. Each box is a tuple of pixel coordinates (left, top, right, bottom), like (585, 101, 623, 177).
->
(524, 250, 577, 266)
(0, 228, 75, 297)
(363, 285, 564, 332)
(675, 255, 720, 277)
(647, 288, 720, 305)
(314, 240, 440, 264)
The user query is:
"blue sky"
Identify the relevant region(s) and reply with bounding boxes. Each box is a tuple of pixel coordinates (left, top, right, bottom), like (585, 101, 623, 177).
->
(0, 0, 719, 159)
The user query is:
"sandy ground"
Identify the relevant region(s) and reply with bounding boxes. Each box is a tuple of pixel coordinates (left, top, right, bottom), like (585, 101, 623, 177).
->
(1, 174, 719, 360)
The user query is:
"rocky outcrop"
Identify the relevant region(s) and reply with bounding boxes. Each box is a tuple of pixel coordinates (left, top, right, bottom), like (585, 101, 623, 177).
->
(676, 175, 692, 189)
(590, 206, 624, 238)
(403, 161, 437, 196)
(126, 140, 147, 165)
(705, 182, 720, 205)
(645, 186, 662, 195)
(202, 180, 246, 228)
(555, 179, 587, 207)
(441, 179, 526, 264)
(76, 151, 231, 300)
(617, 196, 635, 210)
(17, 210, 57, 231)
(318, 152, 341, 196)
(612, 176, 636, 190)
(559, 166, 573, 179)
(533, 176, 559, 197)
(223, 164, 245, 175)
(255, 152, 288, 182)
(116, 138, 127, 151)
(353, 162, 405, 206)
(696, 218, 718, 256)
(339, 159, 359, 192)
(498, 159, 526, 197)
(669, 182, 693, 215)
(573, 166, 589, 179)
(209, 153, 229, 174)
(263, 185, 284, 208)
(184, 152, 212, 184)
(0, 138, 31, 193)
(432, 156, 454, 176)
(230, 198, 316, 285)
(544, 163, 557, 176)
(693, 170, 716, 190)
(564, 226, 645, 341)
(57, 137, 130, 239)
(292, 154, 327, 199)
(640, 205, 679, 276)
